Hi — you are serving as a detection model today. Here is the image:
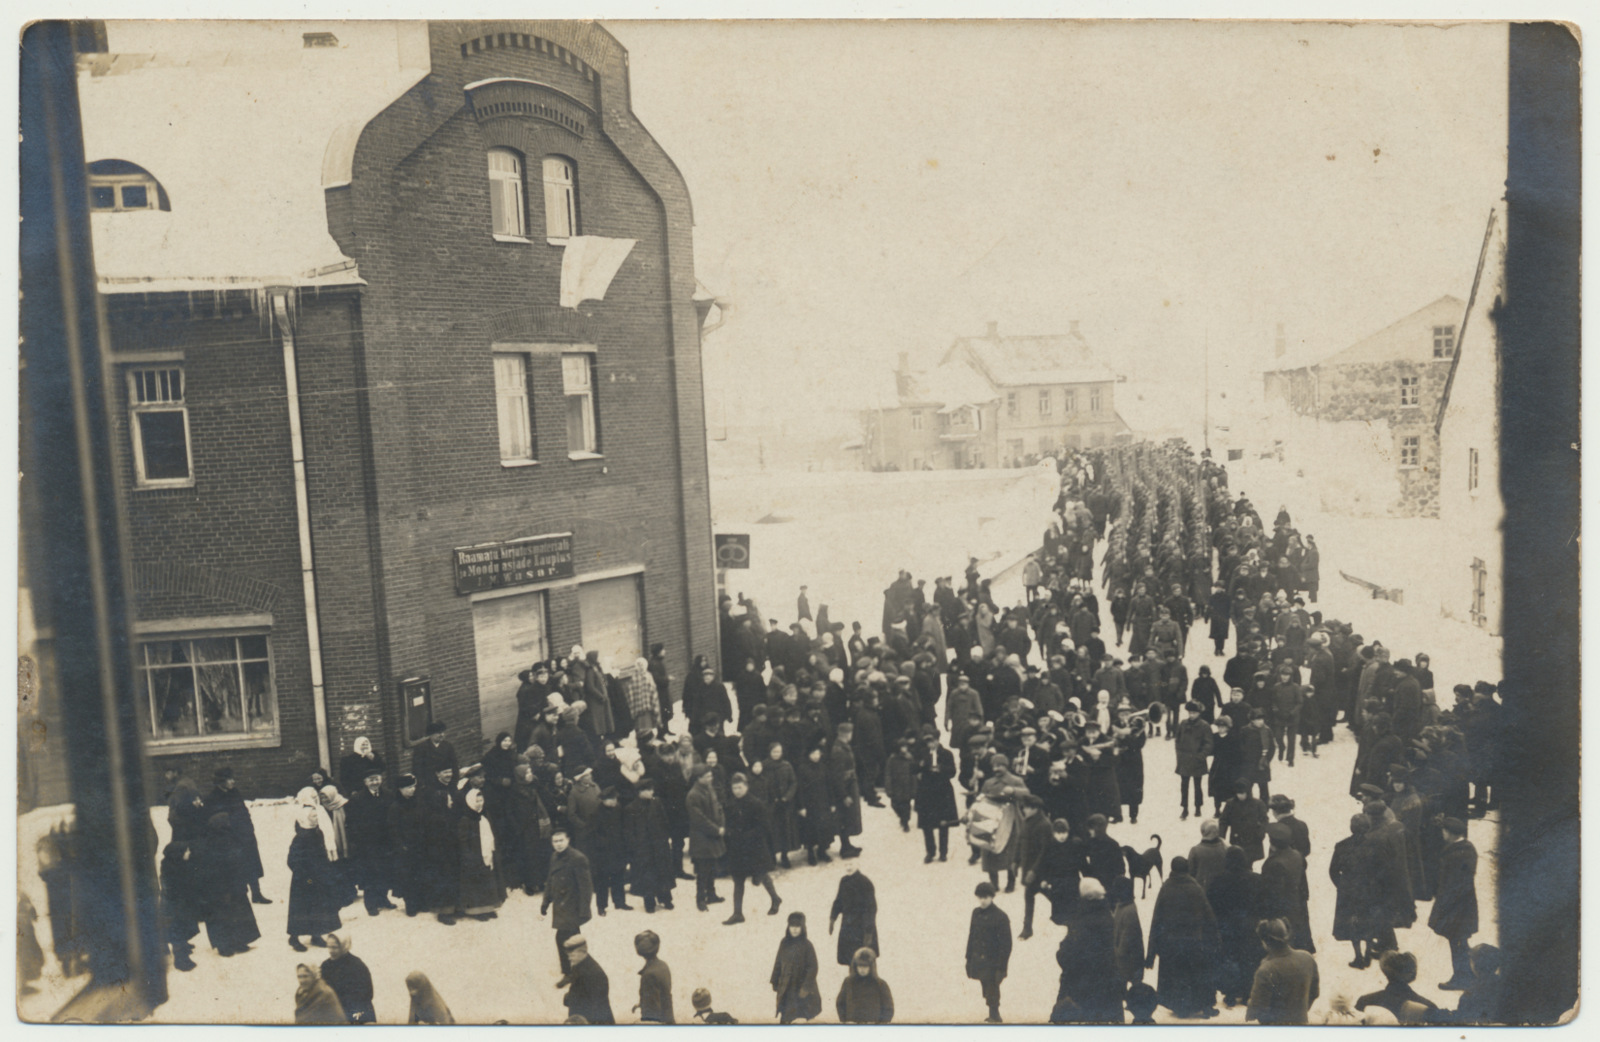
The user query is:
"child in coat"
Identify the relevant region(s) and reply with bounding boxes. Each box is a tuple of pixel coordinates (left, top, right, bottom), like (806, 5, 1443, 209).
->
(885, 739, 916, 831)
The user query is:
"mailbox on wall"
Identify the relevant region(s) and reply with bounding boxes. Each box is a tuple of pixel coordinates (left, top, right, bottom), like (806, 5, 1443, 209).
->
(399, 675, 432, 746)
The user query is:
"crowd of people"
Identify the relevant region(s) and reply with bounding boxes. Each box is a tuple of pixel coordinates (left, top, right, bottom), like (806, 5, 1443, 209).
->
(137, 439, 1505, 1025)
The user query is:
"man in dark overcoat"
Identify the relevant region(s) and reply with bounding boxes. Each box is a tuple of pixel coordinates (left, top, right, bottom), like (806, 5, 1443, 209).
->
(542, 829, 595, 973)
(1144, 857, 1220, 1018)
(1259, 824, 1314, 953)
(826, 721, 864, 858)
(1429, 818, 1480, 990)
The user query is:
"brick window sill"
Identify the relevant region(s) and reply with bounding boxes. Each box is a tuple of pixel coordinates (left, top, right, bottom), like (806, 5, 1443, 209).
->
(146, 732, 282, 755)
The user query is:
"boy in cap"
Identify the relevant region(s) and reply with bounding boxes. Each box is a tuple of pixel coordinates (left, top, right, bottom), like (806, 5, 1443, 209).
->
(1430, 817, 1479, 989)
(692, 988, 738, 1024)
(558, 934, 615, 1025)
(965, 881, 1013, 1023)
(633, 930, 673, 1023)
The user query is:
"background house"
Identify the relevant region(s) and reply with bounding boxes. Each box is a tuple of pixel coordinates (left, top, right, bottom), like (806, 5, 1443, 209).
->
(1263, 295, 1464, 517)
(864, 321, 1126, 470)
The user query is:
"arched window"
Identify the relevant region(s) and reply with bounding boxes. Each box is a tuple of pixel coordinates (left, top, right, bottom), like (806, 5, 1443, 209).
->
(487, 148, 527, 238)
(542, 156, 578, 239)
(87, 159, 168, 212)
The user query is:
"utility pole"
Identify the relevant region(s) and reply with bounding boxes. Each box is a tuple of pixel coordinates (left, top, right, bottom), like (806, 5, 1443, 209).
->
(1203, 327, 1210, 452)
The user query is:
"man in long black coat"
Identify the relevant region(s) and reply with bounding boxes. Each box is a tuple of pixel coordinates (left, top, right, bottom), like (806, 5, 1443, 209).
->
(829, 864, 879, 965)
(826, 722, 864, 858)
(1051, 881, 1123, 1023)
(1220, 780, 1269, 864)
(1259, 825, 1314, 953)
(1429, 818, 1479, 990)
(543, 830, 595, 973)
(1144, 857, 1221, 1018)
(966, 881, 1013, 1023)
(624, 777, 676, 912)
(344, 771, 398, 915)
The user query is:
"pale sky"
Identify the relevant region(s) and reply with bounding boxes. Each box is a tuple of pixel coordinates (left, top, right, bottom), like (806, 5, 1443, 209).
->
(606, 20, 1508, 425)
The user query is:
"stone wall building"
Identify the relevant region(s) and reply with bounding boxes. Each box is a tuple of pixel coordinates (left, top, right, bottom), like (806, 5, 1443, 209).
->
(1264, 295, 1464, 518)
(64, 20, 716, 799)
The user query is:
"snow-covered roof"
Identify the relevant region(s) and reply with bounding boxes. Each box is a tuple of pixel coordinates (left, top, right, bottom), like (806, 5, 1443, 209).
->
(946, 330, 1118, 386)
(78, 21, 431, 293)
(1272, 295, 1467, 372)
(902, 361, 1001, 412)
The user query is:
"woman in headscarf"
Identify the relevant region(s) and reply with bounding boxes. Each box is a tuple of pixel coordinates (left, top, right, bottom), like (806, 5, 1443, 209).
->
(454, 786, 505, 920)
(794, 742, 836, 866)
(406, 971, 455, 1024)
(1206, 843, 1265, 1006)
(338, 737, 385, 798)
(619, 657, 660, 737)
(287, 791, 344, 951)
(835, 946, 894, 1023)
(503, 761, 553, 896)
(294, 963, 346, 1024)
(1052, 878, 1123, 1024)
(318, 785, 359, 910)
(761, 741, 800, 869)
(771, 911, 823, 1024)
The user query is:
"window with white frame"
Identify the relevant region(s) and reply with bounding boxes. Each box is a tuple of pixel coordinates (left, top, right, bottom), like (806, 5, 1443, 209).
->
(137, 632, 277, 744)
(494, 354, 536, 462)
(543, 156, 578, 239)
(1399, 375, 1420, 406)
(1006, 392, 1018, 418)
(128, 367, 192, 486)
(1064, 389, 1076, 413)
(1400, 435, 1420, 468)
(1433, 325, 1456, 358)
(1089, 388, 1102, 412)
(910, 410, 924, 431)
(88, 160, 167, 212)
(1468, 447, 1480, 492)
(488, 149, 527, 238)
(1038, 389, 1052, 416)
(562, 353, 599, 456)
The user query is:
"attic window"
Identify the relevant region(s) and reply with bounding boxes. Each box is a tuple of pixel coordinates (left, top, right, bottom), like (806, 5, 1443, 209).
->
(303, 32, 339, 48)
(86, 159, 169, 212)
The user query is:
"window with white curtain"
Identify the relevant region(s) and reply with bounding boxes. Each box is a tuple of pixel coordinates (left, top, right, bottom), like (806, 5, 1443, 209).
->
(543, 156, 578, 239)
(563, 353, 598, 456)
(488, 149, 527, 238)
(494, 354, 535, 462)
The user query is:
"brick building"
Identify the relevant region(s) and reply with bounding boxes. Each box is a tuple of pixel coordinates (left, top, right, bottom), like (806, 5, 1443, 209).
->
(1263, 296, 1464, 518)
(864, 322, 1127, 470)
(67, 20, 716, 799)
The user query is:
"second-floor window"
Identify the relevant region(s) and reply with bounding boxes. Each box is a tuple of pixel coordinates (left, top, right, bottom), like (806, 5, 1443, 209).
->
(1468, 447, 1480, 492)
(1400, 375, 1420, 406)
(1006, 392, 1018, 418)
(1064, 389, 1076, 413)
(128, 367, 192, 487)
(1433, 325, 1456, 358)
(910, 410, 924, 431)
(488, 148, 527, 238)
(494, 354, 536, 463)
(1038, 389, 1051, 416)
(1090, 388, 1102, 412)
(543, 157, 578, 239)
(562, 353, 598, 456)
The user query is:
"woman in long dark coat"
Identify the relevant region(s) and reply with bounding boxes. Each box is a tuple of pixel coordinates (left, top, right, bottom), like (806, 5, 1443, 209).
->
(501, 762, 552, 895)
(286, 805, 343, 951)
(1114, 713, 1147, 824)
(196, 812, 261, 956)
(760, 742, 800, 867)
(417, 774, 461, 923)
(794, 744, 837, 864)
(624, 777, 677, 912)
(207, 767, 269, 903)
(454, 787, 505, 919)
(1145, 857, 1221, 1017)
(1328, 814, 1380, 968)
(828, 864, 879, 965)
(1052, 879, 1124, 1023)
(914, 733, 959, 863)
(722, 774, 780, 923)
(1082, 724, 1122, 819)
(1206, 844, 1265, 1005)
(771, 912, 823, 1023)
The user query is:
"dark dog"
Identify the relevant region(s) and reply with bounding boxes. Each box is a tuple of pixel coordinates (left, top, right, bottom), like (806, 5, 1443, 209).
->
(1122, 835, 1164, 898)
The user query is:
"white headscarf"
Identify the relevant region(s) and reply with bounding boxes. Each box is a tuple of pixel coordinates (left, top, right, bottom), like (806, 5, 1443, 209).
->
(465, 789, 494, 867)
(353, 736, 372, 758)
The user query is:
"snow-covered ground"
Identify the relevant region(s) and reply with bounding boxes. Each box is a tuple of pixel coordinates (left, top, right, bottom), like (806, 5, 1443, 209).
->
(18, 462, 1499, 1023)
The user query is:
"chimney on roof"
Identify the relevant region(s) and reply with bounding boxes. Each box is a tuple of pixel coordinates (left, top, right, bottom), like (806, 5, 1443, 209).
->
(986, 321, 999, 339)
(1070, 320, 1081, 337)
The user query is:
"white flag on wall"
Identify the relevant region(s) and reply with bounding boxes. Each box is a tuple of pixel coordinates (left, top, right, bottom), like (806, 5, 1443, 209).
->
(559, 236, 637, 308)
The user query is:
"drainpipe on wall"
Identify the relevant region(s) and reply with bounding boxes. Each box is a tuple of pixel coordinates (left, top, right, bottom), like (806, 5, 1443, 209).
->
(272, 291, 332, 772)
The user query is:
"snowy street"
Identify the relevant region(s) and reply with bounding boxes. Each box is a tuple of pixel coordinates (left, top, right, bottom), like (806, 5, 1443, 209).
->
(22, 463, 1499, 1024)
